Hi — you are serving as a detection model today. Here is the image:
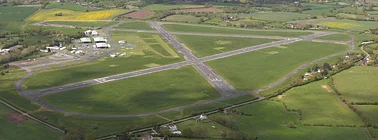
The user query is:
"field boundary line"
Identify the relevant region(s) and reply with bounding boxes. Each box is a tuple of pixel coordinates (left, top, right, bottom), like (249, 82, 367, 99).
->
(0, 99, 66, 134)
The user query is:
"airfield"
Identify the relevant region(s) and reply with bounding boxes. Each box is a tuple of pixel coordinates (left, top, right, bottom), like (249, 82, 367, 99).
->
(1, 1, 378, 139)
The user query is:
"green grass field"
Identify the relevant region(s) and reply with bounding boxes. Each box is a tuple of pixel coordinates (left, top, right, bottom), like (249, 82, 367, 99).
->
(315, 33, 351, 41)
(302, 3, 340, 16)
(207, 41, 349, 90)
(115, 22, 154, 30)
(357, 105, 378, 126)
(32, 111, 167, 137)
(281, 80, 363, 126)
(0, 68, 40, 111)
(243, 12, 308, 22)
(290, 18, 378, 31)
(45, 2, 98, 12)
(0, 104, 62, 139)
(333, 66, 378, 103)
(24, 55, 181, 90)
(175, 35, 277, 57)
(162, 24, 312, 37)
(41, 66, 219, 114)
(207, 101, 367, 139)
(141, 4, 204, 11)
(163, 15, 203, 23)
(0, 7, 38, 21)
(45, 21, 109, 27)
(24, 32, 181, 89)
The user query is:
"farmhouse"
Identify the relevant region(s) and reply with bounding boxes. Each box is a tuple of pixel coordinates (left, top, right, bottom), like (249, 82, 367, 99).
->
(91, 30, 99, 36)
(80, 38, 92, 43)
(95, 43, 111, 48)
(93, 37, 107, 43)
(84, 30, 99, 36)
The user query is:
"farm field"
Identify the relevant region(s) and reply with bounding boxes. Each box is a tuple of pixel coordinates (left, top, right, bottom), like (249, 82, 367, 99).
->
(0, 22, 25, 33)
(142, 4, 204, 11)
(162, 24, 312, 37)
(124, 11, 154, 19)
(281, 80, 363, 126)
(289, 18, 378, 31)
(315, 33, 351, 41)
(333, 66, 378, 103)
(28, 9, 127, 21)
(207, 41, 349, 90)
(357, 105, 378, 126)
(175, 35, 277, 57)
(115, 22, 154, 30)
(110, 31, 179, 57)
(41, 66, 219, 114)
(207, 101, 367, 139)
(173, 7, 221, 13)
(45, 21, 109, 27)
(0, 7, 38, 21)
(242, 12, 309, 22)
(302, 3, 340, 16)
(163, 15, 204, 23)
(0, 104, 62, 140)
(25, 25, 85, 34)
(45, 2, 98, 12)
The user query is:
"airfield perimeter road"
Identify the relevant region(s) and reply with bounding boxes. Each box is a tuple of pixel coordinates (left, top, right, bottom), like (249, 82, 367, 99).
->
(14, 22, 354, 117)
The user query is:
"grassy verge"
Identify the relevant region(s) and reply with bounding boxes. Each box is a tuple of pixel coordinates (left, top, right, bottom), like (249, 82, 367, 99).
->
(115, 22, 154, 30)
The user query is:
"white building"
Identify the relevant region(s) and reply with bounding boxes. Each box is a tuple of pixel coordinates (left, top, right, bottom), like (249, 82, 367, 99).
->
(80, 38, 92, 43)
(91, 30, 99, 36)
(95, 43, 111, 48)
(119, 40, 126, 44)
(46, 46, 60, 50)
(93, 37, 107, 43)
(84, 30, 92, 36)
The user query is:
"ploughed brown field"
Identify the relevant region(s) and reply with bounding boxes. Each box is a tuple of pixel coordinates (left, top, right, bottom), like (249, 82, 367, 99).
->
(125, 11, 155, 19)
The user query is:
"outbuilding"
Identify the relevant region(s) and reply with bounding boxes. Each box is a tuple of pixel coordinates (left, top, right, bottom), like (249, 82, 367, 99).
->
(93, 37, 107, 43)
(80, 38, 92, 43)
(95, 43, 111, 48)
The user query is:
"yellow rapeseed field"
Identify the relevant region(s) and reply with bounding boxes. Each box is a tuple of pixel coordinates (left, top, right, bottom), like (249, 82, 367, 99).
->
(320, 22, 359, 29)
(28, 9, 126, 21)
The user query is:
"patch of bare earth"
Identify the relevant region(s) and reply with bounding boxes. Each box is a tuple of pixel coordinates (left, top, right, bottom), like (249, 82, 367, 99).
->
(5, 113, 27, 125)
(125, 11, 155, 19)
(173, 8, 221, 13)
(278, 95, 285, 99)
(321, 85, 333, 92)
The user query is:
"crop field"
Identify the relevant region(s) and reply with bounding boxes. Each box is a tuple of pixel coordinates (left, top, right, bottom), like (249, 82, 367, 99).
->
(173, 7, 221, 13)
(162, 24, 312, 37)
(0, 104, 62, 140)
(207, 41, 349, 90)
(333, 66, 378, 103)
(124, 11, 154, 19)
(41, 66, 219, 114)
(0, 22, 25, 33)
(357, 105, 378, 126)
(142, 4, 204, 11)
(163, 15, 204, 23)
(115, 22, 154, 30)
(241, 12, 309, 22)
(302, 3, 340, 16)
(28, 9, 127, 21)
(0, 7, 38, 21)
(208, 101, 367, 139)
(45, 2, 98, 12)
(290, 18, 378, 31)
(315, 33, 351, 41)
(45, 21, 109, 27)
(281, 80, 363, 126)
(175, 35, 277, 57)
(24, 32, 181, 89)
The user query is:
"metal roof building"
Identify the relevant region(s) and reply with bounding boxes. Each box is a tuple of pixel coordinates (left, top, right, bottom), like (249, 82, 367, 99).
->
(80, 38, 92, 43)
